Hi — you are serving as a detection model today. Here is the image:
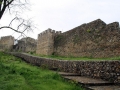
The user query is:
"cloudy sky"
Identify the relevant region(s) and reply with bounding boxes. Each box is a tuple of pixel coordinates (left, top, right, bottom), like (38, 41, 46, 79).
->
(0, 0, 120, 39)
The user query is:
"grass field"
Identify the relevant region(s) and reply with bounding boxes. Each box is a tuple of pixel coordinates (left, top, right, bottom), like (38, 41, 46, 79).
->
(0, 52, 84, 90)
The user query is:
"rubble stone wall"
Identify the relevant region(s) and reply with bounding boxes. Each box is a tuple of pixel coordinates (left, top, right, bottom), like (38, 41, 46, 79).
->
(10, 52, 120, 83)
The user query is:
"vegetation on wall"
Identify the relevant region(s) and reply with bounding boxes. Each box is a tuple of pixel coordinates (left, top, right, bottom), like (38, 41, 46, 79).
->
(73, 35, 80, 44)
(86, 29, 91, 33)
(54, 35, 64, 47)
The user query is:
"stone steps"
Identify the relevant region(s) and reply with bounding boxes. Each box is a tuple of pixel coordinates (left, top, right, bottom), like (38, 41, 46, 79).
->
(63, 76, 114, 86)
(88, 86, 120, 90)
(58, 72, 80, 76)
(58, 72, 120, 90)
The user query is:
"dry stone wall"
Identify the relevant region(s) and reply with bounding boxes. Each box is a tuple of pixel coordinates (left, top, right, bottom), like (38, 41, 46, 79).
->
(9, 52, 120, 83)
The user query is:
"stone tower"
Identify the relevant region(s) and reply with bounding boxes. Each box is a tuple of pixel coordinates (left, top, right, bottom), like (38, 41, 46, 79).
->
(36, 28, 56, 55)
(0, 36, 14, 51)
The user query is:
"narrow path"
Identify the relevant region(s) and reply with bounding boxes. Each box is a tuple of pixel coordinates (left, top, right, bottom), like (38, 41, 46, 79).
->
(58, 72, 120, 90)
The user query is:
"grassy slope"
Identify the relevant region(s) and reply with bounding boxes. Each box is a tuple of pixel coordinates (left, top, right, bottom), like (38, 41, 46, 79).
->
(0, 52, 84, 90)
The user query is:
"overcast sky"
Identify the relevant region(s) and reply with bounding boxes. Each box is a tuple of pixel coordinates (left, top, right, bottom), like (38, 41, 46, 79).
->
(0, 0, 120, 39)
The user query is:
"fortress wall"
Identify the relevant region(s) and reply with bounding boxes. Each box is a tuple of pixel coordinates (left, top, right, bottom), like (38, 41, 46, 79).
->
(13, 37, 37, 52)
(1, 19, 120, 58)
(54, 19, 120, 58)
(36, 28, 61, 55)
(0, 36, 14, 51)
(24, 37, 37, 52)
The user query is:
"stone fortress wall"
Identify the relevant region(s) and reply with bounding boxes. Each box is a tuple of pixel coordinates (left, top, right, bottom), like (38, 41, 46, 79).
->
(21, 37, 37, 52)
(1, 19, 120, 84)
(0, 36, 36, 52)
(0, 36, 14, 51)
(13, 37, 37, 52)
(0, 19, 120, 58)
(53, 19, 120, 58)
(36, 19, 120, 58)
(36, 28, 61, 55)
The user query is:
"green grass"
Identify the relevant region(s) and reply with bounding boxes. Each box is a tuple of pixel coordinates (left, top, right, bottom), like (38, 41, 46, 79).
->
(0, 52, 84, 90)
(30, 53, 120, 61)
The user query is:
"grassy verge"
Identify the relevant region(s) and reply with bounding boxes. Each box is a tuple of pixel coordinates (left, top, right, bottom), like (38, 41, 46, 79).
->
(29, 53, 120, 61)
(0, 52, 84, 90)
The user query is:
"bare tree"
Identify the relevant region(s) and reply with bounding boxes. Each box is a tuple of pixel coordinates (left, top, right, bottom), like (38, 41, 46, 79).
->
(0, 0, 29, 19)
(0, 0, 34, 38)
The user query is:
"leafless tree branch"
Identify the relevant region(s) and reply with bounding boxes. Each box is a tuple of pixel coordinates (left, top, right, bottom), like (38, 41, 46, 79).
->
(0, 26, 23, 33)
(0, 0, 35, 39)
(0, 16, 35, 38)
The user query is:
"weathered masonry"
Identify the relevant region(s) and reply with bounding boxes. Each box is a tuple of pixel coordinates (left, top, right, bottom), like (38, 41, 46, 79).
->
(0, 36, 14, 51)
(0, 36, 37, 52)
(0, 19, 120, 58)
(10, 52, 120, 84)
(37, 19, 120, 58)
(36, 28, 61, 55)
(13, 37, 37, 52)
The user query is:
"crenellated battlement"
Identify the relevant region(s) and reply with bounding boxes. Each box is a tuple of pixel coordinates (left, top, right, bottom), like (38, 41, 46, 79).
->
(38, 28, 61, 37)
(38, 28, 54, 37)
(36, 28, 62, 55)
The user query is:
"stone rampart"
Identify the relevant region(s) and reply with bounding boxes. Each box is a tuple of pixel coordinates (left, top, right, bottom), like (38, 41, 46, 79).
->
(9, 52, 120, 83)
(0, 36, 14, 51)
(53, 19, 120, 58)
(13, 37, 36, 52)
(36, 28, 61, 55)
